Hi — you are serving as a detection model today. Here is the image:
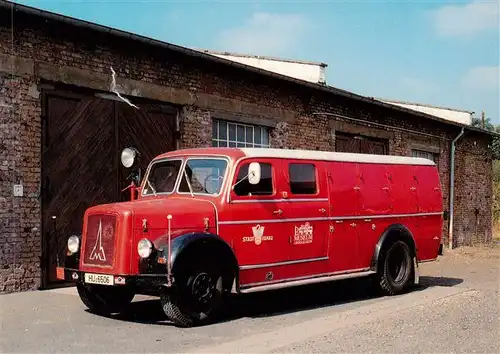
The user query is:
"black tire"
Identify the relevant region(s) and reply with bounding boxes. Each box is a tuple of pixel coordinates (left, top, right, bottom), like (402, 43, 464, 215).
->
(376, 240, 414, 295)
(161, 262, 226, 327)
(76, 283, 135, 315)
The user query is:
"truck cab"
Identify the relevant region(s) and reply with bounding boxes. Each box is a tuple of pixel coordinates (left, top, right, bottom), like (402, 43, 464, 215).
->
(57, 147, 443, 327)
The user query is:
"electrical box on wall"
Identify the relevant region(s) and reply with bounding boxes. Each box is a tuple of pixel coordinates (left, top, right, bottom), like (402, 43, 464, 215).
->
(13, 184, 23, 197)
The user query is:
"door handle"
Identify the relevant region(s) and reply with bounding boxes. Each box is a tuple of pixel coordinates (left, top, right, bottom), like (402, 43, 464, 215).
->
(319, 208, 326, 213)
(273, 209, 283, 216)
(335, 220, 343, 224)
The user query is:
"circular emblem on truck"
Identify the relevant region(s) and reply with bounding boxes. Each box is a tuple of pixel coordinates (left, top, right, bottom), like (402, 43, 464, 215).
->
(103, 224, 114, 240)
(265, 272, 273, 281)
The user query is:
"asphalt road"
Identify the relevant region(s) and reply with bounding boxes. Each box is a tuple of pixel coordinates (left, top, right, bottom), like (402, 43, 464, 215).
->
(1, 244, 499, 353)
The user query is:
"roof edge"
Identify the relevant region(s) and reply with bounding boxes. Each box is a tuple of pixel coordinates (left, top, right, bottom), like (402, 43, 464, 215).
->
(193, 48, 328, 67)
(375, 97, 474, 114)
(240, 147, 436, 166)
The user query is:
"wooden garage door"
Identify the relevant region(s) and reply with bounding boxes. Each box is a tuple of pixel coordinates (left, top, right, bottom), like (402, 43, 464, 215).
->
(41, 89, 176, 288)
(335, 132, 388, 155)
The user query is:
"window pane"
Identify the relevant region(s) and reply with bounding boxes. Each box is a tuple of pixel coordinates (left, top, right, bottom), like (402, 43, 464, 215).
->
(237, 125, 245, 143)
(229, 124, 236, 141)
(178, 159, 227, 195)
(144, 159, 182, 195)
(234, 162, 273, 196)
(212, 119, 270, 149)
(245, 126, 253, 143)
(261, 127, 269, 146)
(212, 119, 218, 139)
(412, 149, 437, 162)
(219, 121, 227, 140)
(289, 163, 317, 194)
(254, 127, 262, 144)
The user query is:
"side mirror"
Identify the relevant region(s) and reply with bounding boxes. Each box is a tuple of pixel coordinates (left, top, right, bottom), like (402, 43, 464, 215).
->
(121, 147, 140, 168)
(248, 162, 261, 185)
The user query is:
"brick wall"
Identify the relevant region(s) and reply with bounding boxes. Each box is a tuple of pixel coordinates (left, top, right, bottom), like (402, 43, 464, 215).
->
(0, 73, 42, 293)
(0, 9, 493, 293)
(453, 133, 493, 246)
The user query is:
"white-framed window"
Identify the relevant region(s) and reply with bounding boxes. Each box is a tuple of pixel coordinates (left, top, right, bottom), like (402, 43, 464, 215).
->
(411, 149, 439, 163)
(212, 119, 270, 148)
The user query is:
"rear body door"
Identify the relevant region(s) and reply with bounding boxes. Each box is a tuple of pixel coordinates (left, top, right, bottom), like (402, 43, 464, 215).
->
(355, 163, 393, 269)
(327, 161, 361, 272)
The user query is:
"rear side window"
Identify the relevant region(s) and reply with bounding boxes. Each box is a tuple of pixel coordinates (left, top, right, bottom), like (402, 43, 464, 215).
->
(289, 163, 317, 194)
(234, 162, 273, 196)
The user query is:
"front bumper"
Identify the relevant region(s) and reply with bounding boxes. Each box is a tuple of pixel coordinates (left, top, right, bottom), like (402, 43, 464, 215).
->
(56, 267, 171, 291)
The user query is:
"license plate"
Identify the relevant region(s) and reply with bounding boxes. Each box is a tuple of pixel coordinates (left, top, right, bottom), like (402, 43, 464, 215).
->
(84, 273, 114, 286)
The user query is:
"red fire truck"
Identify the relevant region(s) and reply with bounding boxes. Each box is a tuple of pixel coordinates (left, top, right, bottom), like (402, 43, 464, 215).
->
(57, 147, 444, 327)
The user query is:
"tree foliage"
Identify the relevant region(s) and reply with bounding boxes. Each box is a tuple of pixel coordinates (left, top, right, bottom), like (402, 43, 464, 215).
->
(472, 117, 500, 226)
(471, 117, 500, 160)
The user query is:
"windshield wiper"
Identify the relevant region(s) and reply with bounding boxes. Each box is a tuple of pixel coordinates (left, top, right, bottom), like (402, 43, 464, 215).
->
(183, 169, 194, 198)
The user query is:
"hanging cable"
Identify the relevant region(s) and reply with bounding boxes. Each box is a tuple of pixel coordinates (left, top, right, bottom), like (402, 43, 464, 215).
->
(109, 67, 139, 109)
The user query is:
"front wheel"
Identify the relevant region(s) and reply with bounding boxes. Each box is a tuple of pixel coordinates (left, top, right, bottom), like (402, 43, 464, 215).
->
(76, 283, 135, 315)
(161, 265, 225, 327)
(376, 240, 414, 295)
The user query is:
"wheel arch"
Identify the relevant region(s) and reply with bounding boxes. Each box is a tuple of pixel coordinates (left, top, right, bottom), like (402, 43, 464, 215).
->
(167, 233, 239, 291)
(370, 224, 417, 272)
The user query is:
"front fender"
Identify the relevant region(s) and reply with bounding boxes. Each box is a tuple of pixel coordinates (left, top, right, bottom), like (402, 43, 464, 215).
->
(153, 232, 238, 275)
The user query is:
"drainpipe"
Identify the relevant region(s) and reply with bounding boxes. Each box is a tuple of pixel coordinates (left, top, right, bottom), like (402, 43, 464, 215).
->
(448, 127, 465, 249)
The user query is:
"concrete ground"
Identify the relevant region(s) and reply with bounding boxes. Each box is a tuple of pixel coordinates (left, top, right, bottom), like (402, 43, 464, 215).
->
(1, 244, 499, 353)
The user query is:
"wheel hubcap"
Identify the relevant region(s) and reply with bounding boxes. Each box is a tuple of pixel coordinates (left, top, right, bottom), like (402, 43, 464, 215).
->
(191, 273, 215, 305)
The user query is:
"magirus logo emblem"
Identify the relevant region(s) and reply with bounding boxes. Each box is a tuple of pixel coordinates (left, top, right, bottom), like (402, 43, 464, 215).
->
(89, 219, 106, 261)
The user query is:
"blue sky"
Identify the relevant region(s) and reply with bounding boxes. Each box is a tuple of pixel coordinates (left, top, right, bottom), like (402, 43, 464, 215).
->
(13, 0, 500, 123)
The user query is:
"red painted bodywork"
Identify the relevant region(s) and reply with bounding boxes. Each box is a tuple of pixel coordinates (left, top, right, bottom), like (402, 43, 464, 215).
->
(71, 147, 444, 290)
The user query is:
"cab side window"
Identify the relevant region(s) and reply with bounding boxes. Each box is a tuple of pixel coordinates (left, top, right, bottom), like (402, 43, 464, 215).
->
(289, 163, 317, 194)
(234, 162, 273, 196)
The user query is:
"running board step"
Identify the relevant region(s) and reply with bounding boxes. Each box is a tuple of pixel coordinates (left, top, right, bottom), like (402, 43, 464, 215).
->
(239, 270, 376, 294)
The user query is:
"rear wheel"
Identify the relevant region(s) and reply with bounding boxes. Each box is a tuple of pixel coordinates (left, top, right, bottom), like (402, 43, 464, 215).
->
(376, 240, 414, 295)
(76, 283, 135, 315)
(161, 262, 226, 327)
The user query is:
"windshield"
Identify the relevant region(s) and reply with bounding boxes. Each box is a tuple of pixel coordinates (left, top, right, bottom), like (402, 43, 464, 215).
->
(179, 158, 228, 195)
(142, 159, 182, 195)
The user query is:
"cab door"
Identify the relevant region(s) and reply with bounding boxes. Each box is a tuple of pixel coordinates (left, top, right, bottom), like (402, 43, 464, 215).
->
(220, 158, 290, 267)
(282, 160, 330, 262)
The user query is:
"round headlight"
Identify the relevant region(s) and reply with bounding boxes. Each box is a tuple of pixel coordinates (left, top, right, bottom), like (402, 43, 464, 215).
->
(137, 238, 153, 258)
(67, 235, 80, 254)
(121, 147, 136, 168)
